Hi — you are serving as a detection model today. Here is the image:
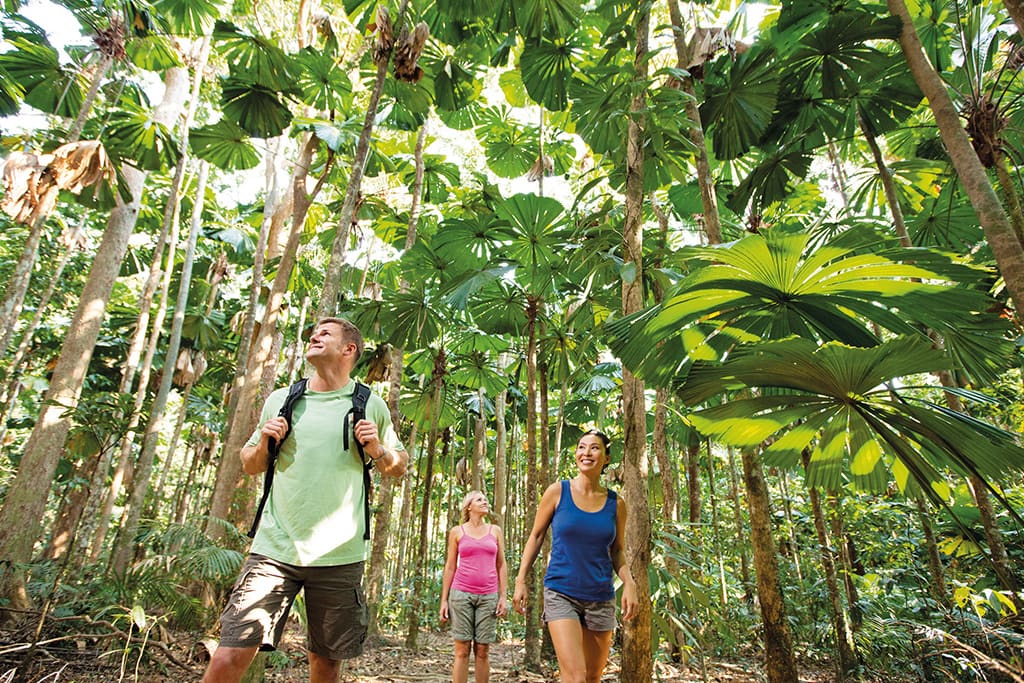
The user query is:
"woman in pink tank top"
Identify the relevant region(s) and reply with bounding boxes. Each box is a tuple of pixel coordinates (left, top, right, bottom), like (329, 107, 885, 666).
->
(440, 490, 508, 683)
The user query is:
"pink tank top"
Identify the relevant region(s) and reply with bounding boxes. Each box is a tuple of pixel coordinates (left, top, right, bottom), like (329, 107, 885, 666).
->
(451, 524, 499, 594)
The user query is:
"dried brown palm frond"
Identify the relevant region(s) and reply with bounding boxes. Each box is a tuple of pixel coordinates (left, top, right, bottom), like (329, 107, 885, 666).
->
(393, 22, 429, 82)
(372, 5, 393, 66)
(1, 141, 116, 225)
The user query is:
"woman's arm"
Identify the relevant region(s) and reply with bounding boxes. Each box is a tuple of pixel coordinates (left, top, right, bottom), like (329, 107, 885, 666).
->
(439, 526, 460, 622)
(610, 496, 638, 620)
(513, 482, 561, 614)
(494, 526, 509, 617)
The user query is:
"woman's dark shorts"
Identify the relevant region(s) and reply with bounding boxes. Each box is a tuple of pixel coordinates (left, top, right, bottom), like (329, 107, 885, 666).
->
(218, 554, 367, 660)
(542, 586, 616, 632)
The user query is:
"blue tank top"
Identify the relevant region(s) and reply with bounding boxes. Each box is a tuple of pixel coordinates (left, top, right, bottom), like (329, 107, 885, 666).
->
(544, 479, 617, 602)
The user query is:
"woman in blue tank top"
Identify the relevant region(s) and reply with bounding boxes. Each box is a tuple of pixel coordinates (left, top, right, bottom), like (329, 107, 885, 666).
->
(512, 429, 638, 683)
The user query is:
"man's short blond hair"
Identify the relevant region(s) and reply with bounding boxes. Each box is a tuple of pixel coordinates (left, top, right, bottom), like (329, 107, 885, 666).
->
(315, 317, 364, 362)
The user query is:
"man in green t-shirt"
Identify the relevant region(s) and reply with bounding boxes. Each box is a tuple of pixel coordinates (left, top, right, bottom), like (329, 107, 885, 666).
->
(203, 318, 408, 683)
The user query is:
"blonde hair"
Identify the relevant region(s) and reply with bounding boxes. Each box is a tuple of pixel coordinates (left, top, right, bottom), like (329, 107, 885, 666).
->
(459, 490, 487, 523)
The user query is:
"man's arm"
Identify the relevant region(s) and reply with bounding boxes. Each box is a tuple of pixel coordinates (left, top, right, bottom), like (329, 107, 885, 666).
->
(353, 419, 408, 477)
(240, 416, 288, 475)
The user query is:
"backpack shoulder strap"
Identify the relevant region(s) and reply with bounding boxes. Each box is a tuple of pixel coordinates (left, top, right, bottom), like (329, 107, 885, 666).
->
(348, 381, 376, 541)
(247, 379, 308, 538)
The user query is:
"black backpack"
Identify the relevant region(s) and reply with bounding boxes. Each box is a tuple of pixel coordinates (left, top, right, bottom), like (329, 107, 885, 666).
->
(247, 379, 375, 540)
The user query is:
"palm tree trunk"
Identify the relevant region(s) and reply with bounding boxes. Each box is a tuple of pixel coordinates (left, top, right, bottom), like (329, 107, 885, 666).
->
(1003, 0, 1024, 37)
(778, 472, 802, 581)
(859, 116, 912, 247)
(704, 452, 728, 605)
(620, 8, 653, 683)
(319, 0, 412, 315)
(994, 152, 1024, 246)
(523, 298, 542, 670)
(667, 0, 722, 245)
(802, 453, 857, 679)
(653, 389, 677, 522)
(915, 496, 950, 607)
(404, 355, 444, 649)
(727, 447, 752, 599)
(888, 0, 1024, 309)
(741, 448, 798, 683)
(828, 496, 863, 630)
(0, 215, 48, 360)
(110, 162, 208, 574)
(207, 133, 322, 538)
(493, 354, 509, 525)
(0, 66, 189, 612)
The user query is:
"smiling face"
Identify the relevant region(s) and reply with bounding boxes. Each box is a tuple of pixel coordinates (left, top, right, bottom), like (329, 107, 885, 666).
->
(575, 433, 609, 474)
(305, 321, 350, 365)
(460, 491, 490, 522)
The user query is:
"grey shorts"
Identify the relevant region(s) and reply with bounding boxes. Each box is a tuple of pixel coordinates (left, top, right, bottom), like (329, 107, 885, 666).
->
(218, 554, 367, 660)
(449, 589, 499, 644)
(543, 586, 616, 632)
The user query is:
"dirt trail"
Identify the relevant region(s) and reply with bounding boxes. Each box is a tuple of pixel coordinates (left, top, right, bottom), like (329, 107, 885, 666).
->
(3, 624, 769, 682)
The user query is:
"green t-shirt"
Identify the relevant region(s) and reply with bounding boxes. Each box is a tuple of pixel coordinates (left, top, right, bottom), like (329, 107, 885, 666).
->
(246, 379, 404, 566)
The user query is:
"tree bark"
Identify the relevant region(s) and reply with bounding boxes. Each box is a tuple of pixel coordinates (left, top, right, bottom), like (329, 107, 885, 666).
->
(915, 496, 950, 607)
(523, 298, 542, 670)
(620, 8, 653, 682)
(860, 116, 912, 247)
(404, 354, 445, 649)
(888, 0, 1024, 309)
(652, 388, 677, 522)
(110, 161, 208, 574)
(0, 66, 189, 612)
(207, 133, 321, 539)
(318, 0, 412, 315)
(1003, 0, 1024, 37)
(803, 453, 857, 680)
(741, 449, 799, 683)
(667, 0, 722, 245)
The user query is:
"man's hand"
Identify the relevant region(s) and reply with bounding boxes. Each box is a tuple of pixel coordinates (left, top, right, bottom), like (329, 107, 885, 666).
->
(353, 418, 381, 452)
(260, 417, 289, 447)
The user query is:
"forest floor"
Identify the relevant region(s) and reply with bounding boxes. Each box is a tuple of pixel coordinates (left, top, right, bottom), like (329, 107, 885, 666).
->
(2, 620, 844, 683)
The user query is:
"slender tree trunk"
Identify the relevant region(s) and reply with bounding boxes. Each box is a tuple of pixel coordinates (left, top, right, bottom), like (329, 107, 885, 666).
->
(110, 162, 208, 574)
(473, 387, 485, 491)
(653, 389, 676, 522)
(67, 53, 113, 142)
(493, 354, 509, 526)
(523, 299, 542, 670)
(727, 447, 752, 598)
(704, 451, 727, 605)
(915, 496, 950, 607)
(318, 0, 412, 314)
(667, 0, 722, 245)
(741, 449, 798, 683)
(0, 227, 80, 435)
(778, 472, 802, 581)
(994, 152, 1024, 246)
(620, 8, 653, 683)
(207, 134, 323, 538)
(39, 450, 102, 561)
(888, 0, 1024, 309)
(860, 116, 912, 247)
(828, 496, 863, 630)
(802, 454, 857, 680)
(0, 215, 47, 360)
(405, 354, 445, 649)
(0, 67, 189, 612)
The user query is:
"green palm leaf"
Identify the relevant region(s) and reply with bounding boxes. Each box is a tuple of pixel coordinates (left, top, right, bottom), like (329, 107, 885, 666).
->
(606, 228, 1014, 387)
(153, 0, 223, 35)
(701, 47, 779, 160)
(683, 337, 1024, 498)
(495, 192, 567, 283)
(213, 20, 297, 91)
(220, 76, 293, 138)
(0, 37, 83, 118)
(104, 105, 181, 170)
(519, 36, 579, 111)
(189, 119, 260, 170)
(127, 34, 182, 71)
(293, 47, 352, 111)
